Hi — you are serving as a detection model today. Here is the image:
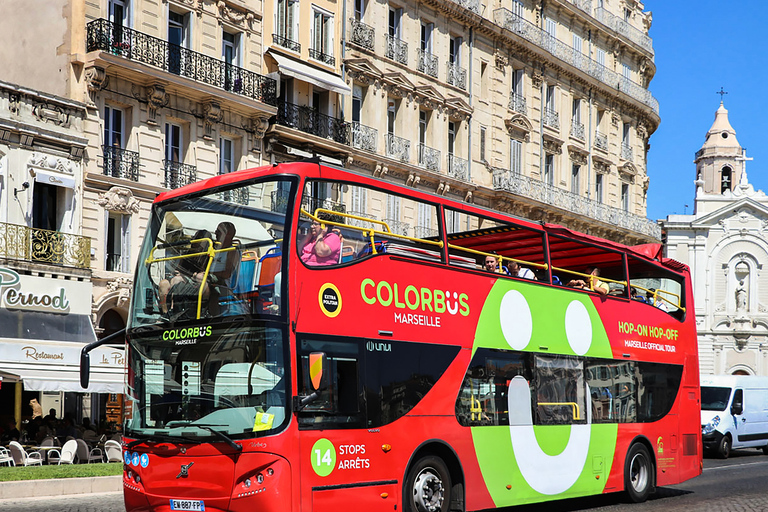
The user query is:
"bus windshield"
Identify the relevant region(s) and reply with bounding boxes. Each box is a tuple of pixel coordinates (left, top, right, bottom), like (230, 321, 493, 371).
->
(131, 178, 292, 325)
(701, 386, 731, 411)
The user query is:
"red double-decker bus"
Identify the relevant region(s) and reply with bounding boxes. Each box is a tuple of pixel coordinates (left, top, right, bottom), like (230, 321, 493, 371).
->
(111, 161, 701, 511)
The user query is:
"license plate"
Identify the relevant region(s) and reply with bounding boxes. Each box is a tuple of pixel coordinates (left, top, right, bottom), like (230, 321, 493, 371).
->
(170, 499, 205, 511)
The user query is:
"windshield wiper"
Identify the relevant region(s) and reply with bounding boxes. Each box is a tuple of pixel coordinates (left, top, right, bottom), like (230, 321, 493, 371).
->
(171, 422, 243, 451)
(126, 432, 204, 449)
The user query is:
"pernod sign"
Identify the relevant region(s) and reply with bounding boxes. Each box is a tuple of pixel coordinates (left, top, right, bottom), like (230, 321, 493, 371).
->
(0, 267, 71, 314)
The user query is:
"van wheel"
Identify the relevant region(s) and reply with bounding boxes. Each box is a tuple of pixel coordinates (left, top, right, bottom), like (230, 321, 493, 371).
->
(624, 443, 653, 503)
(404, 455, 452, 512)
(717, 435, 731, 459)
(762, 444, 768, 455)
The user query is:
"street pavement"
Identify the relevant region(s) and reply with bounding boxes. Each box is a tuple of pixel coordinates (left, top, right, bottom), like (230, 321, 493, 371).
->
(0, 491, 124, 512)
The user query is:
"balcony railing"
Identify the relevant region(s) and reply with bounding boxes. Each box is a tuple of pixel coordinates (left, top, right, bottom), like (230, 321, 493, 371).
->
(102, 145, 140, 181)
(271, 189, 291, 214)
(309, 48, 335, 66)
(570, 121, 585, 141)
(447, 154, 469, 181)
(349, 19, 375, 51)
(594, 7, 653, 54)
(272, 33, 301, 53)
(0, 221, 91, 269)
(220, 187, 249, 205)
(621, 143, 633, 162)
(163, 160, 197, 189)
(509, 92, 527, 115)
(446, 62, 467, 90)
(566, 0, 591, 14)
(346, 210, 376, 228)
(348, 122, 378, 153)
(417, 49, 438, 78)
(86, 19, 277, 106)
(492, 168, 661, 239)
(385, 35, 408, 65)
(386, 133, 410, 162)
(383, 218, 410, 236)
(594, 131, 608, 151)
(492, 8, 658, 114)
(414, 226, 439, 238)
(450, 0, 484, 14)
(418, 143, 440, 171)
(544, 107, 560, 130)
(276, 101, 348, 144)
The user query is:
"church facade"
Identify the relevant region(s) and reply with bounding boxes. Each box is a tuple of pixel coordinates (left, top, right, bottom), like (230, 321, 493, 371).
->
(663, 103, 768, 376)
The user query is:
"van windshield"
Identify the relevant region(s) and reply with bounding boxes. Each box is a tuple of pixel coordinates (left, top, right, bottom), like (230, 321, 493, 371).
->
(701, 386, 731, 411)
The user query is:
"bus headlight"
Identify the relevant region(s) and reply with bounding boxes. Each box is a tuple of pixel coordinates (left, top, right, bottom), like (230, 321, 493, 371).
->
(702, 415, 720, 434)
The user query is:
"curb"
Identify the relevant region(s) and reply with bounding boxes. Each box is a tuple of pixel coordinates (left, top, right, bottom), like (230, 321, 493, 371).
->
(0, 475, 122, 500)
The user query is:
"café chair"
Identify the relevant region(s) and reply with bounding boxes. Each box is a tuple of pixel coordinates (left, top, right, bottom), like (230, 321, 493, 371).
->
(8, 441, 43, 466)
(104, 440, 123, 463)
(0, 446, 15, 466)
(56, 439, 77, 464)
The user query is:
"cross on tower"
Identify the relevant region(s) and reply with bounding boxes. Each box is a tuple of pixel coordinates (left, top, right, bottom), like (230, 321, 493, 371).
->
(716, 87, 728, 102)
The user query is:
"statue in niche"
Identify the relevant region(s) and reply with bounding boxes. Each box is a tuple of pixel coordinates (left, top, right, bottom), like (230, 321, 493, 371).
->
(735, 280, 748, 313)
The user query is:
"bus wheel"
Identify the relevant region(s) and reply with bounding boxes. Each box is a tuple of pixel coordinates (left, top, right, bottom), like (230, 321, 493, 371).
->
(624, 443, 653, 503)
(405, 455, 452, 512)
(717, 435, 731, 459)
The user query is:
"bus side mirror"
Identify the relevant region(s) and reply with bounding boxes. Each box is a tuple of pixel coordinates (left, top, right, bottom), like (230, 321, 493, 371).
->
(309, 352, 329, 392)
(80, 351, 91, 389)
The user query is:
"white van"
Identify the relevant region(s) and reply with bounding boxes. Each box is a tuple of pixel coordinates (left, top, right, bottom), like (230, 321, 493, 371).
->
(700, 375, 768, 458)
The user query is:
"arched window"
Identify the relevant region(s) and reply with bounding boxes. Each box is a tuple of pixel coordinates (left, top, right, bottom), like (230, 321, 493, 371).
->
(721, 166, 732, 193)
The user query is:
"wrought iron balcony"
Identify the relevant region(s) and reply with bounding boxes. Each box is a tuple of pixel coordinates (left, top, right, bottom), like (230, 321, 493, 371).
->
(594, 7, 653, 54)
(418, 143, 440, 172)
(272, 33, 300, 53)
(570, 121, 585, 141)
(447, 154, 469, 181)
(383, 218, 410, 236)
(492, 168, 661, 239)
(385, 35, 408, 65)
(0, 221, 91, 269)
(102, 145, 140, 181)
(220, 187, 249, 205)
(163, 160, 197, 189)
(303, 197, 347, 219)
(276, 101, 348, 144)
(417, 49, 438, 78)
(386, 133, 410, 163)
(105, 253, 124, 272)
(309, 48, 335, 66)
(346, 210, 376, 228)
(271, 189, 292, 214)
(86, 19, 277, 106)
(509, 92, 527, 115)
(492, 8, 658, 114)
(594, 131, 608, 151)
(544, 107, 560, 130)
(446, 62, 467, 90)
(348, 122, 378, 152)
(414, 226, 439, 238)
(349, 19, 375, 51)
(621, 143, 634, 162)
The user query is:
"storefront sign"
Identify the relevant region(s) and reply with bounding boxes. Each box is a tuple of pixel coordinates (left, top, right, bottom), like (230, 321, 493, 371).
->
(0, 340, 124, 368)
(0, 266, 91, 315)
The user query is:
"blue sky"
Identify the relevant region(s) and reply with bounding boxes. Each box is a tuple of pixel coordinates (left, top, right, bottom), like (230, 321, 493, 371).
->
(645, 1, 768, 220)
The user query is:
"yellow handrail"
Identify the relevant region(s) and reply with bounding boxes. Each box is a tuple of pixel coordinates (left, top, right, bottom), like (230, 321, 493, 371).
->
(538, 401, 582, 420)
(630, 284, 685, 312)
(446, 243, 549, 271)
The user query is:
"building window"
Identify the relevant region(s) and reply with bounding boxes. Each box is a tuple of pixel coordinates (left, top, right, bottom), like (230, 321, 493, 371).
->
(479, 126, 486, 162)
(480, 61, 488, 97)
(352, 85, 363, 123)
(222, 31, 241, 91)
(109, 0, 129, 27)
(354, 0, 365, 21)
(220, 137, 234, 174)
(595, 173, 603, 203)
(419, 110, 427, 145)
(389, 7, 402, 37)
(512, 69, 524, 96)
(546, 85, 556, 111)
(449, 36, 462, 66)
(311, 8, 334, 63)
(168, 11, 189, 75)
(104, 106, 124, 149)
(165, 123, 182, 162)
(387, 99, 396, 134)
(596, 47, 606, 67)
(276, 0, 299, 45)
(721, 166, 732, 193)
(544, 154, 554, 186)
(621, 183, 630, 211)
(622, 62, 631, 81)
(420, 21, 433, 52)
(572, 99, 581, 125)
(571, 165, 580, 194)
(510, 139, 522, 175)
(448, 121, 456, 156)
(106, 212, 130, 273)
(512, 0, 523, 17)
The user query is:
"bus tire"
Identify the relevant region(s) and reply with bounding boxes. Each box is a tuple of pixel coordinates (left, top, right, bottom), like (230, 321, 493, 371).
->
(717, 435, 731, 459)
(624, 443, 653, 503)
(404, 455, 452, 512)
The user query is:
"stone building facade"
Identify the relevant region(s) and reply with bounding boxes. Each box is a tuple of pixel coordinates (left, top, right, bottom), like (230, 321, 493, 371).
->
(663, 102, 768, 376)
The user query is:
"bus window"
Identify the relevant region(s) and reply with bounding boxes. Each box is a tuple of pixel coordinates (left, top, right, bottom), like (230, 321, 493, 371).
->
(298, 179, 441, 266)
(627, 256, 685, 317)
(444, 207, 547, 279)
(548, 234, 627, 296)
(534, 355, 587, 425)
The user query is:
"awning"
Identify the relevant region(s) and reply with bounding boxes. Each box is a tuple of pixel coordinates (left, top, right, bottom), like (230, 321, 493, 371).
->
(0, 366, 124, 394)
(34, 169, 76, 189)
(269, 51, 351, 95)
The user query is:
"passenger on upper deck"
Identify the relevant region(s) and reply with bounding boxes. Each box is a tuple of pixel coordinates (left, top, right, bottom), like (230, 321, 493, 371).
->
(567, 267, 609, 296)
(300, 212, 341, 266)
(484, 252, 501, 273)
(646, 289, 667, 311)
(508, 260, 537, 280)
